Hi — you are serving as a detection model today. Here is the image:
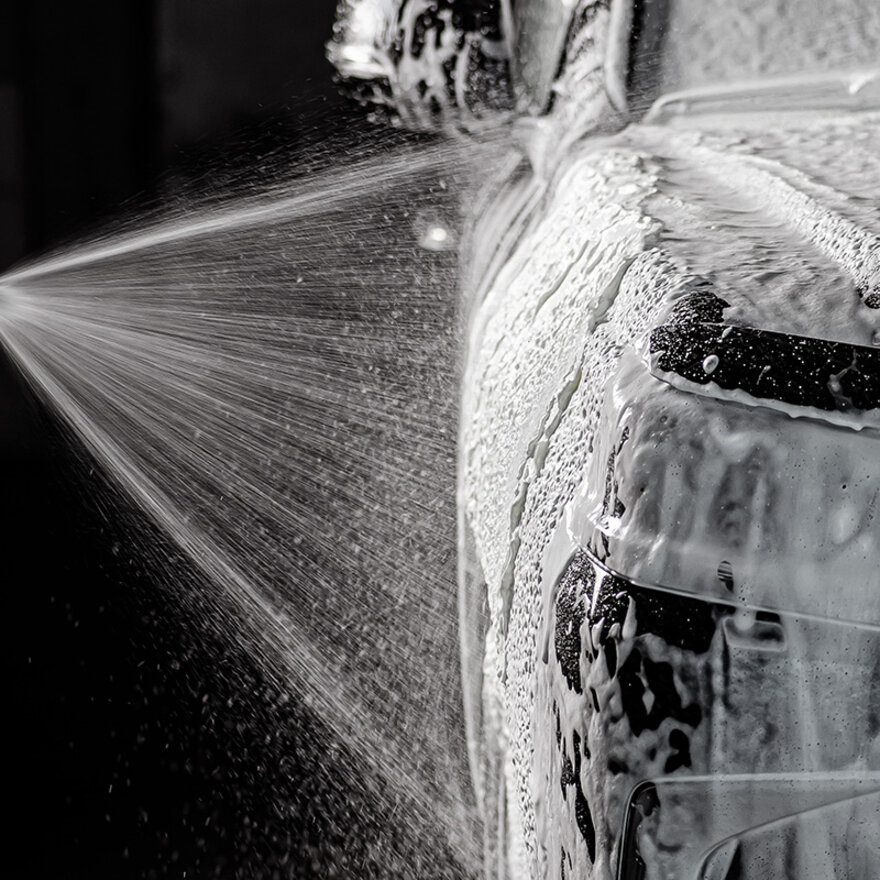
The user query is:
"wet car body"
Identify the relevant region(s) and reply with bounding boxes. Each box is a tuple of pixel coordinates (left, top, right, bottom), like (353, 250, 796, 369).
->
(459, 72, 880, 880)
(327, 1, 880, 875)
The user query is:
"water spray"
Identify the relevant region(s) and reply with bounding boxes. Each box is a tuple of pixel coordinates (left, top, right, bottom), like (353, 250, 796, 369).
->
(0, 123, 513, 877)
(3, 1, 880, 878)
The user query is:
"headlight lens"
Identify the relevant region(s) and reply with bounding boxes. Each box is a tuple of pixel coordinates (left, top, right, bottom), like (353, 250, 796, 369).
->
(544, 547, 880, 878)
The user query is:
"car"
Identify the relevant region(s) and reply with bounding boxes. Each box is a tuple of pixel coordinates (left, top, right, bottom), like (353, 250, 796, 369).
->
(332, 1, 880, 876)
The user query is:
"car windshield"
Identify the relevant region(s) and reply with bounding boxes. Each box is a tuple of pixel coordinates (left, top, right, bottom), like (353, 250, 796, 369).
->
(651, 0, 879, 94)
(513, 0, 880, 114)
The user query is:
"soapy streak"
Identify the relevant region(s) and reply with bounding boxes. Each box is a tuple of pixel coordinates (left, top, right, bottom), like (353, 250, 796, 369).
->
(639, 126, 880, 302)
(532, 238, 602, 319)
(498, 368, 583, 638)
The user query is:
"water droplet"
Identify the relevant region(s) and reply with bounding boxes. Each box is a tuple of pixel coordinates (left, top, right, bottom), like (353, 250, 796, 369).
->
(420, 224, 451, 251)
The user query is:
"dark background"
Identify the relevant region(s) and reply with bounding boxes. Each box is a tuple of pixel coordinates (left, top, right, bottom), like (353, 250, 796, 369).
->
(0, 4, 402, 878)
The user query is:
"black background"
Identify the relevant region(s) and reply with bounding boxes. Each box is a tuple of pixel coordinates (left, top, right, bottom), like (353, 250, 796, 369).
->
(0, 4, 402, 878)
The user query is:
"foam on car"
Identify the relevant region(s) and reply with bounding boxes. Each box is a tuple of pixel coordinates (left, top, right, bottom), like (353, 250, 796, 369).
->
(461, 107, 880, 877)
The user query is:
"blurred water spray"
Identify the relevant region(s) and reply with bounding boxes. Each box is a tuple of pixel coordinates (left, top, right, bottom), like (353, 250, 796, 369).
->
(0, 133, 509, 877)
